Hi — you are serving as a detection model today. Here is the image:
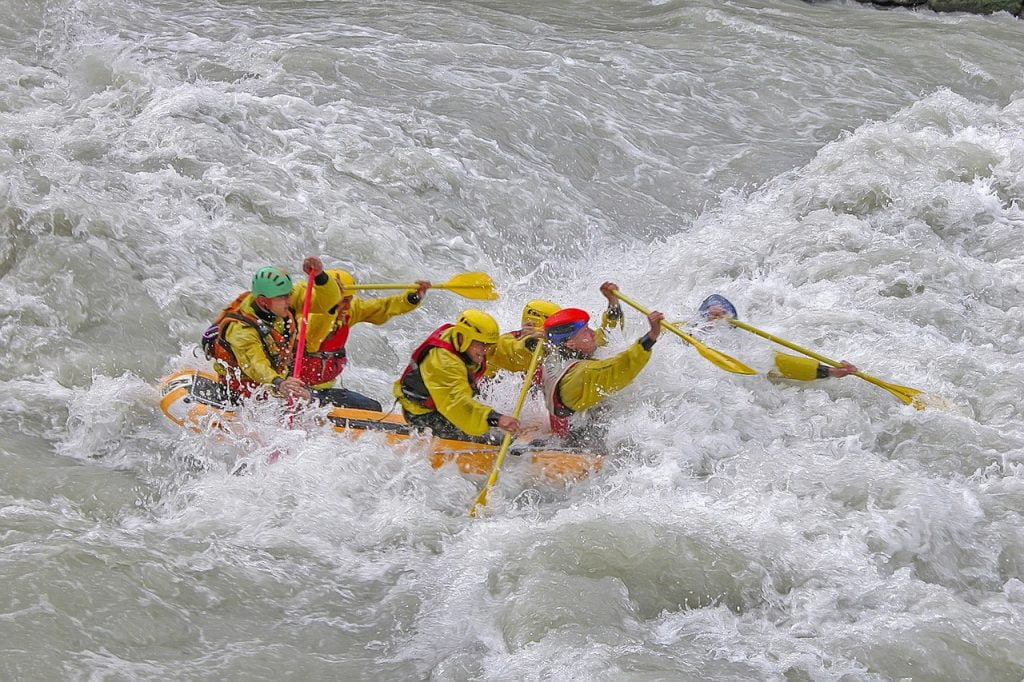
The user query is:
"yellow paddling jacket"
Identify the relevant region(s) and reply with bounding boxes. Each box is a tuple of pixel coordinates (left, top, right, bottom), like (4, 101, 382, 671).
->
(299, 290, 420, 389)
(393, 327, 494, 437)
(542, 337, 653, 420)
(771, 352, 827, 381)
(211, 278, 336, 389)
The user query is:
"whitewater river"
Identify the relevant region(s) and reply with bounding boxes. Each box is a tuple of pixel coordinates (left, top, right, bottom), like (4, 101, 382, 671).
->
(2, 0, 1023, 679)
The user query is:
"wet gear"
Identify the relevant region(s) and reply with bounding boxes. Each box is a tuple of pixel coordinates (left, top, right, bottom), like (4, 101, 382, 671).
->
(405, 410, 504, 445)
(394, 325, 494, 437)
(297, 276, 419, 388)
(771, 352, 827, 381)
(544, 308, 591, 345)
(698, 294, 738, 320)
(451, 309, 500, 352)
(328, 268, 356, 293)
(521, 299, 560, 328)
(251, 266, 294, 299)
(203, 293, 296, 394)
(542, 336, 655, 436)
(203, 276, 337, 394)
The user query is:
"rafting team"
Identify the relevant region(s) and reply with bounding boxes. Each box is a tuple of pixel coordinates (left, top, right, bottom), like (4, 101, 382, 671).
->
(202, 256, 858, 446)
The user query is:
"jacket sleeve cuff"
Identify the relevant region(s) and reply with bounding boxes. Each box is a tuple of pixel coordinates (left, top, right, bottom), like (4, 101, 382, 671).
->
(486, 410, 503, 427)
(639, 334, 656, 351)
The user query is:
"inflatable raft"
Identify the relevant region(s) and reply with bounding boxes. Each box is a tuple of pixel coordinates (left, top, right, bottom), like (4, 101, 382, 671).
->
(159, 370, 602, 482)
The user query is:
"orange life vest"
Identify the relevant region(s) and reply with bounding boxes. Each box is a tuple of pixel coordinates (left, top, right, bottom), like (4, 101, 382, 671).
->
(201, 292, 296, 395)
(398, 324, 488, 411)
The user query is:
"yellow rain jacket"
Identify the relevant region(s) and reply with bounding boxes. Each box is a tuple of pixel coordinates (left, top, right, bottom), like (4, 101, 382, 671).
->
(543, 338, 653, 415)
(393, 327, 493, 436)
(301, 291, 420, 389)
(771, 352, 824, 381)
(219, 278, 337, 387)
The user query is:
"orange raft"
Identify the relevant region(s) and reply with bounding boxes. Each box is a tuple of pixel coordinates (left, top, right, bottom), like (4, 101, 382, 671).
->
(159, 369, 602, 483)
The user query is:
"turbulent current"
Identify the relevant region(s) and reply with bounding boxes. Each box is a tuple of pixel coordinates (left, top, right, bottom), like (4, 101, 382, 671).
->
(2, 0, 1024, 679)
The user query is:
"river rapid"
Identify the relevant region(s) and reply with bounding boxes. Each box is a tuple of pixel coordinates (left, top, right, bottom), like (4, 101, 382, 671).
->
(2, 0, 1024, 679)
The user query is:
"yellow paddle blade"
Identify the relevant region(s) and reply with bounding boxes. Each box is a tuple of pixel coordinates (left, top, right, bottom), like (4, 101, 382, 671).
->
(469, 342, 545, 517)
(469, 434, 512, 518)
(661, 321, 758, 375)
(614, 291, 757, 375)
(343, 272, 499, 300)
(860, 374, 922, 406)
(439, 272, 499, 300)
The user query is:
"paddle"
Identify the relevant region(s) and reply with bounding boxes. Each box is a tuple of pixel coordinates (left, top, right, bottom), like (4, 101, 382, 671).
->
(274, 270, 316, 448)
(612, 291, 757, 375)
(342, 272, 499, 301)
(469, 341, 545, 517)
(291, 271, 316, 382)
(727, 318, 928, 409)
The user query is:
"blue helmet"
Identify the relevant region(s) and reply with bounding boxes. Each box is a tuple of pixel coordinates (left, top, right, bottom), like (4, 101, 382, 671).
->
(698, 294, 738, 319)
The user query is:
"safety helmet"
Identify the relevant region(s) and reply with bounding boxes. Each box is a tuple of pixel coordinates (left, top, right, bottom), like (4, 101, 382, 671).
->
(521, 299, 560, 328)
(251, 266, 293, 298)
(544, 308, 590, 345)
(698, 294, 738, 320)
(452, 309, 500, 352)
(328, 269, 357, 296)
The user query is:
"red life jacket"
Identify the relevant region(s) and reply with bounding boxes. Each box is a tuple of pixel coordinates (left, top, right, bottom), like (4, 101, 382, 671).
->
(202, 292, 296, 396)
(297, 316, 350, 386)
(398, 324, 488, 411)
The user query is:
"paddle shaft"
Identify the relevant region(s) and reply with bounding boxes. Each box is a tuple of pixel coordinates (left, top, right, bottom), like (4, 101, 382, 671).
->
(470, 342, 545, 517)
(335, 272, 498, 301)
(728, 318, 921, 403)
(291, 271, 316, 380)
(611, 291, 695, 346)
(613, 290, 757, 375)
(343, 283, 422, 291)
(729, 318, 880, 378)
(276, 270, 316, 441)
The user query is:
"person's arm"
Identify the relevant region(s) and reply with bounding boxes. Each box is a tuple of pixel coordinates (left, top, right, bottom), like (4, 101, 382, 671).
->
(558, 311, 661, 412)
(557, 341, 652, 413)
(418, 351, 498, 436)
(347, 285, 426, 326)
(772, 353, 857, 380)
(290, 258, 339, 316)
(485, 332, 534, 377)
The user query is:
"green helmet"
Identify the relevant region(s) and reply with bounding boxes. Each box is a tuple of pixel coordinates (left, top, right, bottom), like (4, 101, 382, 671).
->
(251, 266, 293, 298)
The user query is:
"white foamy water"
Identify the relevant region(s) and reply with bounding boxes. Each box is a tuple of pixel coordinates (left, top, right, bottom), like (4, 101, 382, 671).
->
(2, 0, 1024, 679)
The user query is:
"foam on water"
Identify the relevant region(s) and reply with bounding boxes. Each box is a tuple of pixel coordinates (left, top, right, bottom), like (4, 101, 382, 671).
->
(3, 0, 1024, 678)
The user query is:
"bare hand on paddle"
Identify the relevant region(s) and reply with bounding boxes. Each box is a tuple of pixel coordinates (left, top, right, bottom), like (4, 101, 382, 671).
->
(646, 311, 664, 341)
(521, 321, 545, 340)
(302, 257, 324, 277)
(828, 360, 858, 378)
(496, 415, 521, 434)
(413, 280, 432, 299)
(277, 376, 311, 401)
(600, 281, 619, 304)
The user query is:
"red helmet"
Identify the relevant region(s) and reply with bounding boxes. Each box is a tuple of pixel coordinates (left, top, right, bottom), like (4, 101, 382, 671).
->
(544, 308, 590, 344)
